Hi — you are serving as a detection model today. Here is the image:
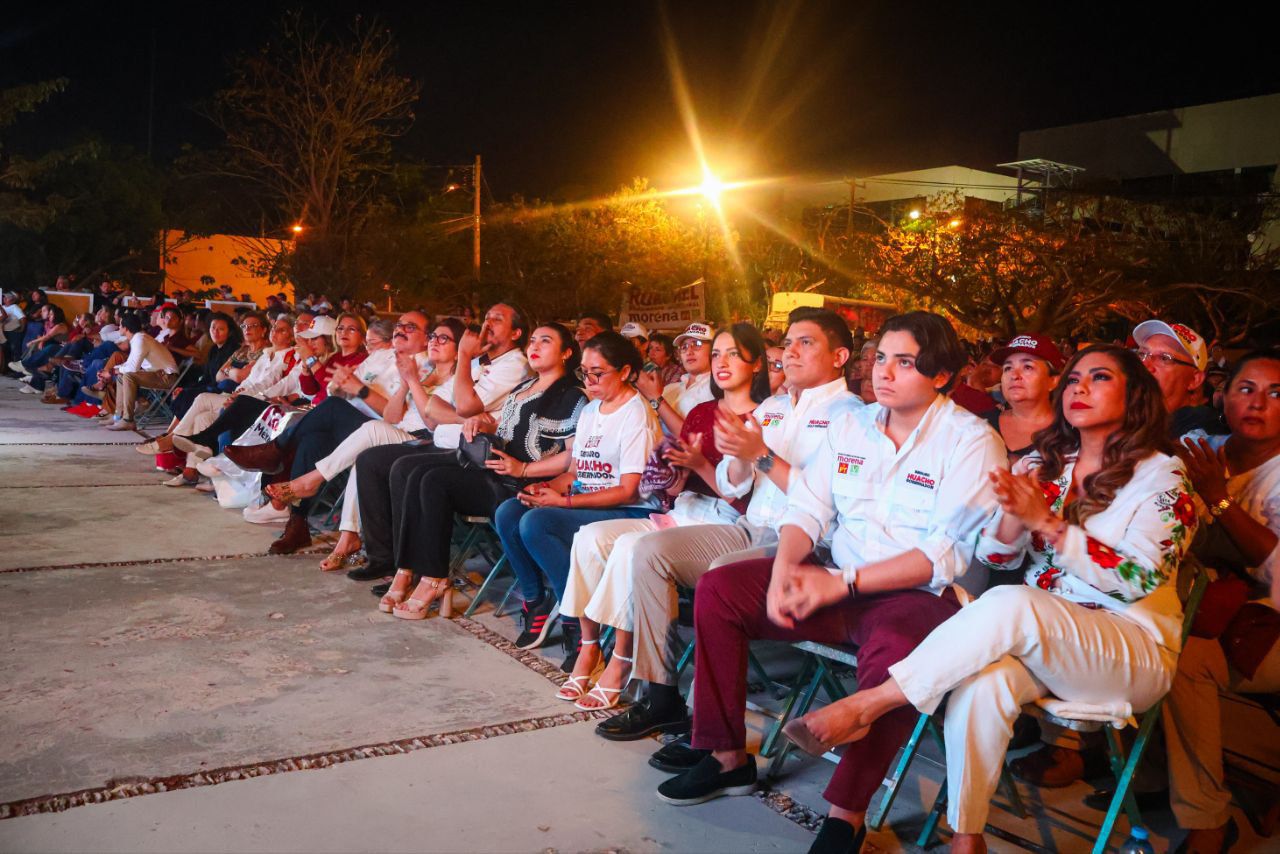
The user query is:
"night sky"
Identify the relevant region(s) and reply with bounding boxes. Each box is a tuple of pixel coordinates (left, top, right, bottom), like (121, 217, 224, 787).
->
(4, 1, 1278, 200)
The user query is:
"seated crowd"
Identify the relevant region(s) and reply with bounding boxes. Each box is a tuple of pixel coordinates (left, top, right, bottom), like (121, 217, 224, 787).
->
(6, 282, 1278, 854)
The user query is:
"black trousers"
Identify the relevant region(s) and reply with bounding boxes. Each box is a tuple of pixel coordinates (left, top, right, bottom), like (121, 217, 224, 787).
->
(281, 398, 372, 516)
(397, 465, 514, 578)
(186, 396, 269, 449)
(354, 444, 458, 575)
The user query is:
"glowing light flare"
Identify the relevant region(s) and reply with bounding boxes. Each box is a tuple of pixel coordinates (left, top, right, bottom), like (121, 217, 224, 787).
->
(908, 209, 921, 220)
(699, 171, 726, 205)
(948, 218, 962, 228)
(291, 224, 304, 234)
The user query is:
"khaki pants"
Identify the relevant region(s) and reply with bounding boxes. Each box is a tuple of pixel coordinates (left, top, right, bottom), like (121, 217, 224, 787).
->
(1163, 632, 1280, 829)
(115, 370, 173, 420)
(623, 522, 775, 686)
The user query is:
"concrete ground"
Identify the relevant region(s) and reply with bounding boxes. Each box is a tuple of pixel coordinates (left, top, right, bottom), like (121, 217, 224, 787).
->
(1, 376, 1275, 852)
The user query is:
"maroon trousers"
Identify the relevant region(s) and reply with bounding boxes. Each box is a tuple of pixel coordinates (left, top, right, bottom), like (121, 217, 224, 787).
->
(691, 558, 961, 811)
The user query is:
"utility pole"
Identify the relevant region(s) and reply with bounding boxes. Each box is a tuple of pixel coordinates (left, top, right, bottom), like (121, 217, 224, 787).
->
(847, 179, 856, 235)
(473, 155, 482, 281)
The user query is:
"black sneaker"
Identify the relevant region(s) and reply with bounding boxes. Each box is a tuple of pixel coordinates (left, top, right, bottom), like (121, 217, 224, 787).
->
(370, 582, 391, 597)
(649, 736, 709, 773)
(656, 754, 757, 806)
(808, 817, 866, 854)
(514, 596, 559, 650)
(597, 698, 691, 742)
(559, 619, 581, 672)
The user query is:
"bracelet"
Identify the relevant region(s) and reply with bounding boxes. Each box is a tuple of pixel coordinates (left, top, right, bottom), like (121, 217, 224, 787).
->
(1207, 497, 1232, 518)
(520, 461, 528, 478)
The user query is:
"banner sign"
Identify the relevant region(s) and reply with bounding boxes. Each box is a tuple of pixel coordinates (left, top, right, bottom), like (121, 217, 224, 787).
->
(619, 280, 706, 331)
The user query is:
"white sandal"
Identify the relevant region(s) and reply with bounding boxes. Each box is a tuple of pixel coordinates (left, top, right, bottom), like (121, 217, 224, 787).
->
(556, 638, 599, 701)
(574, 652, 633, 711)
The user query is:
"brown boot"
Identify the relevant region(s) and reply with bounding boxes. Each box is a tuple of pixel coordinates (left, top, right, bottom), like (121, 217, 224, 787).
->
(269, 514, 311, 555)
(225, 441, 285, 473)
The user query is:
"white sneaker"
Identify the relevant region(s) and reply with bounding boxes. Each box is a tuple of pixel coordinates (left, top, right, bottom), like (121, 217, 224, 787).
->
(243, 499, 290, 526)
(18, 385, 39, 394)
(8, 360, 31, 376)
(135, 439, 165, 455)
(162, 473, 197, 487)
(105, 419, 136, 432)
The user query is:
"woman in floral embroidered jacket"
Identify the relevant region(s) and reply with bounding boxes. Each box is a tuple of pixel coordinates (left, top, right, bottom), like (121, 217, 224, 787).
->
(783, 345, 1198, 852)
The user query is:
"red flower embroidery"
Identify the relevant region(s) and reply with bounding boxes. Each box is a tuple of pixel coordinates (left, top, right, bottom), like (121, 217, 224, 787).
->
(1172, 493, 1195, 527)
(1036, 567, 1062, 590)
(1030, 531, 1047, 553)
(1087, 537, 1122, 569)
(986, 552, 1017, 565)
(1040, 480, 1062, 503)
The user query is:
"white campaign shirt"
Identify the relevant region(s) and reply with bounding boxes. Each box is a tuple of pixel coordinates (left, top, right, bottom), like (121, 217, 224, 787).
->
(716, 377, 863, 540)
(344, 348, 430, 420)
(781, 394, 1008, 594)
(662, 372, 714, 419)
(573, 393, 661, 503)
(430, 348, 534, 449)
(237, 347, 292, 397)
(119, 332, 178, 375)
(2, 304, 23, 332)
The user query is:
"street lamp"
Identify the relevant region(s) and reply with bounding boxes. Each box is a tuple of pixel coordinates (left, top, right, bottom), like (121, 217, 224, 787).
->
(291, 223, 304, 235)
(698, 170, 726, 206)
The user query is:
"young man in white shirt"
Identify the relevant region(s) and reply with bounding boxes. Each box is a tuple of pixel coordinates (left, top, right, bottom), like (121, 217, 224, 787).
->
(598, 309, 862, 742)
(638, 321, 714, 435)
(655, 312, 1007, 854)
(104, 313, 179, 430)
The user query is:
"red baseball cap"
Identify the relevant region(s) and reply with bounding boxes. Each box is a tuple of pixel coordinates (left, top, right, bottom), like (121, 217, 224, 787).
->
(988, 333, 1066, 372)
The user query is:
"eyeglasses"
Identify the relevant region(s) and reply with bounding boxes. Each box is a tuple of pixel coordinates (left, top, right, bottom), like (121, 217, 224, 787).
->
(575, 366, 618, 383)
(241, 323, 264, 331)
(1136, 349, 1195, 369)
(335, 325, 363, 334)
(678, 340, 707, 352)
(427, 332, 454, 343)
(768, 360, 784, 372)
(395, 322, 422, 333)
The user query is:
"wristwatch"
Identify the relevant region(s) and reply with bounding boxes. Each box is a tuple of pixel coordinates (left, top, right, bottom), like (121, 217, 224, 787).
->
(754, 450, 776, 473)
(1207, 497, 1232, 518)
(648, 397, 662, 412)
(356, 385, 371, 400)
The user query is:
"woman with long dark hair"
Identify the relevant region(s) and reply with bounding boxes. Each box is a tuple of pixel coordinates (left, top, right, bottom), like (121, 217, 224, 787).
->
(555, 323, 770, 709)
(784, 346, 1197, 854)
(379, 323, 587, 617)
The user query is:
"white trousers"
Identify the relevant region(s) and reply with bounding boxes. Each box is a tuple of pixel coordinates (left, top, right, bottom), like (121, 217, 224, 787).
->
(314, 420, 418, 481)
(175, 393, 228, 468)
(339, 467, 360, 534)
(562, 518, 658, 631)
(888, 585, 1176, 834)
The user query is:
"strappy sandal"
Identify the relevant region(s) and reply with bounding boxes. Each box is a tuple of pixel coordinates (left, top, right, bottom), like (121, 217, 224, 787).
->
(574, 652, 634, 711)
(265, 481, 299, 507)
(393, 577, 454, 621)
(320, 548, 364, 572)
(556, 639, 599, 701)
(378, 570, 414, 613)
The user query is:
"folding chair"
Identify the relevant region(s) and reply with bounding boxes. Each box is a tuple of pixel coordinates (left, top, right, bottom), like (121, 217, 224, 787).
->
(134, 358, 195, 428)
(762, 641, 858, 769)
(454, 516, 524, 618)
(306, 470, 349, 532)
(875, 563, 1208, 852)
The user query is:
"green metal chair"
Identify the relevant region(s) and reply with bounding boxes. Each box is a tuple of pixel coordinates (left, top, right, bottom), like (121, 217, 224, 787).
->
(871, 562, 1208, 852)
(762, 641, 858, 768)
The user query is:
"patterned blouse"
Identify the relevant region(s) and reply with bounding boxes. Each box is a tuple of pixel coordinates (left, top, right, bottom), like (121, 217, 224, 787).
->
(495, 375, 587, 465)
(975, 451, 1198, 649)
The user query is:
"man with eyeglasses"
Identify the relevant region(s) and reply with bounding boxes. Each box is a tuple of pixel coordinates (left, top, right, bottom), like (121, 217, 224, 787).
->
(1133, 319, 1225, 438)
(638, 321, 715, 435)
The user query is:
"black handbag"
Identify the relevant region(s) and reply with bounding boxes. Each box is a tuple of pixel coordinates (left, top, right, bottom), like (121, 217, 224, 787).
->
(458, 432, 504, 470)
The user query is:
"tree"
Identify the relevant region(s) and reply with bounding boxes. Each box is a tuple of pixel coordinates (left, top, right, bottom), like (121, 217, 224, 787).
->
(200, 12, 419, 294)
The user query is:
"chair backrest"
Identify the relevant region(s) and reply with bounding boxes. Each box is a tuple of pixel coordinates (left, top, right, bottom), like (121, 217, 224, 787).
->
(1177, 554, 1210, 646)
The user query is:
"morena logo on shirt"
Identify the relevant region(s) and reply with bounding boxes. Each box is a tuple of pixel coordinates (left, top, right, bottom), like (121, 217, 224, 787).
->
(836, 453, 865, 475)
(760, 412, 785, 427)
(807, 419, 830, 429)
(905, 470, 936, 490)
(583, 434, 603, 449)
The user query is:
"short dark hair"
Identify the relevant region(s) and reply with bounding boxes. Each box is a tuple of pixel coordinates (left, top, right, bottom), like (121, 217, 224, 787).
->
(433, 316, 467, 346)
(583, 330, 643, 380)
(491, 300, 530, 346)
(577, 310, 613, 331)
(879, 311, 967, 393)
(647, 332, 676, 361)
(120, 313, 143, 334)
(710, 322, 772, 404)
(535, 321, 582, 376)
(787, 307, 854, 353)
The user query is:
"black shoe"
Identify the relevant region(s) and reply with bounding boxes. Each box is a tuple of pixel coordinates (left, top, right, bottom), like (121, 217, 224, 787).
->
(1008, 712, 1041, 751)
(808, 817, 866, 854)
(370, 582, 391, 597)
(649, 737, 709, 773)
(559, 620, 581, 672)
(514, 596, 559, 650)
(347, 564, 393, 582)
(656, 754, 757, 806)
(596, 698, 691, 742)
(1082, 785, 1170, 813)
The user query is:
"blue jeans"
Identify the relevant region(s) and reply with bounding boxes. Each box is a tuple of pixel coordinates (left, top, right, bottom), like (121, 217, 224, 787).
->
(493, 499, 654, 602)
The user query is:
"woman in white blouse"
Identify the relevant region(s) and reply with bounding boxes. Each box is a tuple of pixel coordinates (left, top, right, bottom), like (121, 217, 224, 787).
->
(784, 345, 1197, 853)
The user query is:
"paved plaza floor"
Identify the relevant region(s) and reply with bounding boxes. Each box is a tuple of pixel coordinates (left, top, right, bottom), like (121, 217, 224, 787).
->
(0, 376, 1274, 852)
